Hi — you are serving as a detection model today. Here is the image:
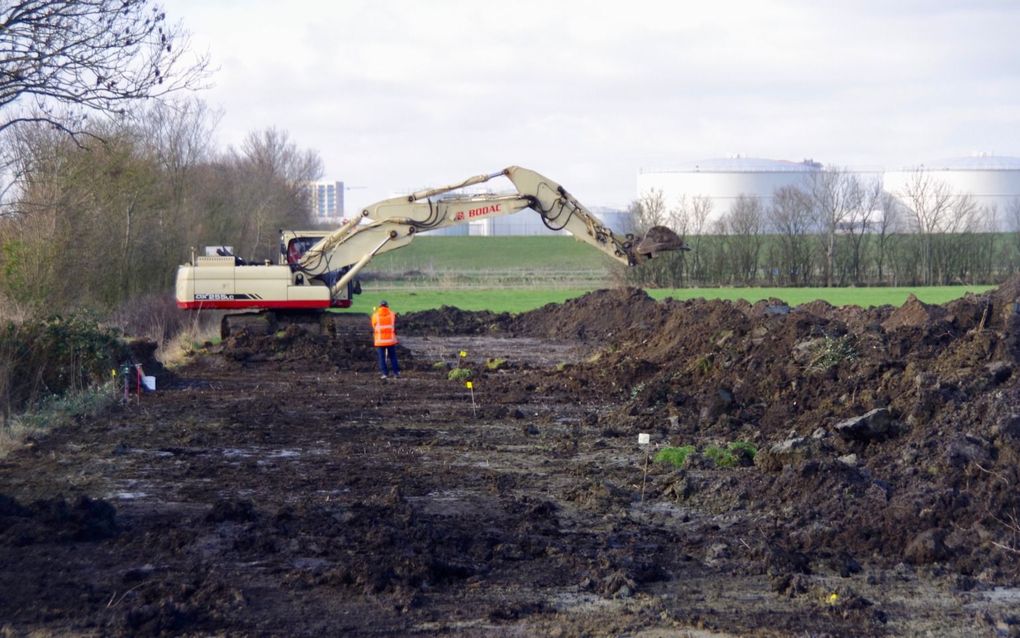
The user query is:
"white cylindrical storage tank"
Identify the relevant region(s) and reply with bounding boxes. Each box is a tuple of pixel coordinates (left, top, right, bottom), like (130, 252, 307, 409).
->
(637, 157, 822, 232)
(884, 155, 1020, 232)
(591, 207, 636, 235)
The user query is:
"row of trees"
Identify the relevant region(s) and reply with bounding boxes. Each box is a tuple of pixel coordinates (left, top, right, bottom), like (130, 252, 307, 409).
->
(0, 100, 322, 313)
(628, 168, 1020, 288)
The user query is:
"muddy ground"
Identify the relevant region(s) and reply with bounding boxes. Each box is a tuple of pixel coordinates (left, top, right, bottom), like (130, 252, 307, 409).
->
(3, 282, 1020, 636)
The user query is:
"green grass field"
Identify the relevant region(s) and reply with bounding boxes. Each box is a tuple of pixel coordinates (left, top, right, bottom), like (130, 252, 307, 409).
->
(367, 236, 614, 273)
(345, 285, 995, 315)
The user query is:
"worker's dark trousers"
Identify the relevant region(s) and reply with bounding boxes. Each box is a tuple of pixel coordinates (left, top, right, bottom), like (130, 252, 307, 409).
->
(376, 345, 399, 376)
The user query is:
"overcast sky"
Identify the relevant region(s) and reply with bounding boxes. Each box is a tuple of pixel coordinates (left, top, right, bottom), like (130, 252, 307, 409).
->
(166, 0, 1020, 212)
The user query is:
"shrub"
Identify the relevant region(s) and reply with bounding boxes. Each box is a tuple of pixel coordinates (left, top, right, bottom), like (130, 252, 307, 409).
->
(108, 292, 221, 363)
(655, 445, 695, 469)
(1, 313, 128, 422)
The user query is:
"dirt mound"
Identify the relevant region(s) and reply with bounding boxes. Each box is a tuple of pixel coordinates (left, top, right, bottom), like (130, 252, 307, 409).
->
(217, 319, 411, 371)
(0, 494, 118, 544)
(401, 288, 662, 342)
(881, 293, 949, 331)
(399, 306, 512, 336)
(531, 280, 1020, 578)
(510, 287, 662, 340)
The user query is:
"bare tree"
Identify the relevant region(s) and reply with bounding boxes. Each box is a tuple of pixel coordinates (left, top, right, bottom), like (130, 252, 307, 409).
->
(233, 128, 322, 258)
(0, 0, 210, 138)
(808, 167, 864, 287)
(722, 194, 765, 284)
(631, 188, 668, 233)
(1009, 198, 1020, 234)
(684, 195, 713, 285)
(841, 176, 882, 285)
(898, 169, 964, 284)
(137, 98, 220, 286)
(873, 191, 904, 285)
(768, 185, 815, 285)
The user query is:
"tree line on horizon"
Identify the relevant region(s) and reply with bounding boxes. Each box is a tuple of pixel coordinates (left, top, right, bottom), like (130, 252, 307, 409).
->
(625, 169, 1020, 289)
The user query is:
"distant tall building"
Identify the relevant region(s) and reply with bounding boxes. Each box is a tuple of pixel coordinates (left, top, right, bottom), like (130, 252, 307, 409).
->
(309, 181, 345, 222)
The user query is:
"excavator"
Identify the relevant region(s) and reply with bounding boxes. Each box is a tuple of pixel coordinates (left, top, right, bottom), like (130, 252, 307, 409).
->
(175, 165, 687, 337)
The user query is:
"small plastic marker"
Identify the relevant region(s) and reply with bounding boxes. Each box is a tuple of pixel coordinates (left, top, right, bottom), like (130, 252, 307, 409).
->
(638, 433, 650, 445)
(466, 381, 473, 389)
(459, 350, 468, 358)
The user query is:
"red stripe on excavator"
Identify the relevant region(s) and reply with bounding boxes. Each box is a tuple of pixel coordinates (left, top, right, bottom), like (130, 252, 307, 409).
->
(176, 300, 333, 310)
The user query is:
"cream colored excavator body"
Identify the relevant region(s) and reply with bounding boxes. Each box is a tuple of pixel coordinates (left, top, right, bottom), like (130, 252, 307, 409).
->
(175, 166, 687, 313)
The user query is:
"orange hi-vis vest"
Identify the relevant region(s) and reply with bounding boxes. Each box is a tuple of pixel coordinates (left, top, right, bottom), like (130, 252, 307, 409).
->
(371, 307, 397, 347)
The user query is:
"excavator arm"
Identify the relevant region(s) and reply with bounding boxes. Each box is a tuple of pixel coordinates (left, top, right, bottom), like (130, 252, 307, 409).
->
(296, 166, 687, 301)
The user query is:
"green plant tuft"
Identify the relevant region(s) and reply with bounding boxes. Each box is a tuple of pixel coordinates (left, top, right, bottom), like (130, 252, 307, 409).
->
(808, 335, 857, 371)
(727, 440, 757, 459)
(447, 368, 473, 382)
(703, 445, 737, 468)
(655, 445, 695, 469)
(485, 357, 507, 371)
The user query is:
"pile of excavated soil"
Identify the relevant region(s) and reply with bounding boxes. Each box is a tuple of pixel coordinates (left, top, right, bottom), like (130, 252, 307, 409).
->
(507, 281, 1020, 581)
(205, 283, 1020, 580)
(218, 315, 412, 371)
(397, 306, 512, 336)
(401, 281, 1020, 582)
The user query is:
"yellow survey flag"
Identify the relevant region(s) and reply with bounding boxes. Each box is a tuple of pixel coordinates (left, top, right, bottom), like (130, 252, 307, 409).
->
(459, 350, 468, 358)
(466, 381, 473, 389)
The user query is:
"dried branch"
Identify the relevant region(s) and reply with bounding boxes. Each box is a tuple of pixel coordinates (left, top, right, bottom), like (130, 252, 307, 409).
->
(0, 0, 211, 139)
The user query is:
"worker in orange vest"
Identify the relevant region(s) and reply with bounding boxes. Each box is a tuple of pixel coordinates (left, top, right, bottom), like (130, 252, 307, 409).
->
(371, 300, 400, 379)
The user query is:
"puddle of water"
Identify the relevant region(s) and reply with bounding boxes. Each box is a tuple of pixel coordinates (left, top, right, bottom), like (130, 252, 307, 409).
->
(548, 590, 614, 613)
(109, 491, 148, 500)
(223, 447, 302, 459)
(292, 557, 330, 570)
(980, 587, 1020, 604)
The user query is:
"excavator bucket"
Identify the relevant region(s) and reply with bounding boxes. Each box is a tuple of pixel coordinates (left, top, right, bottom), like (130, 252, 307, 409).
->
(634, 225, 689, 260)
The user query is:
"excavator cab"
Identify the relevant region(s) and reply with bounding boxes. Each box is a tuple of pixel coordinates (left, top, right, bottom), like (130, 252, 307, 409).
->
(280, 231, 332, 268)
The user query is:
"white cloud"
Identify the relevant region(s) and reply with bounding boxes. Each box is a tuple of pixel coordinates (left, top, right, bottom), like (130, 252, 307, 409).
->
(165, 0, 1020, 212)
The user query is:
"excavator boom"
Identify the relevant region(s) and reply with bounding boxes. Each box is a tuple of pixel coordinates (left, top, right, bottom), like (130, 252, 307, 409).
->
(295, 166, 686, 298)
